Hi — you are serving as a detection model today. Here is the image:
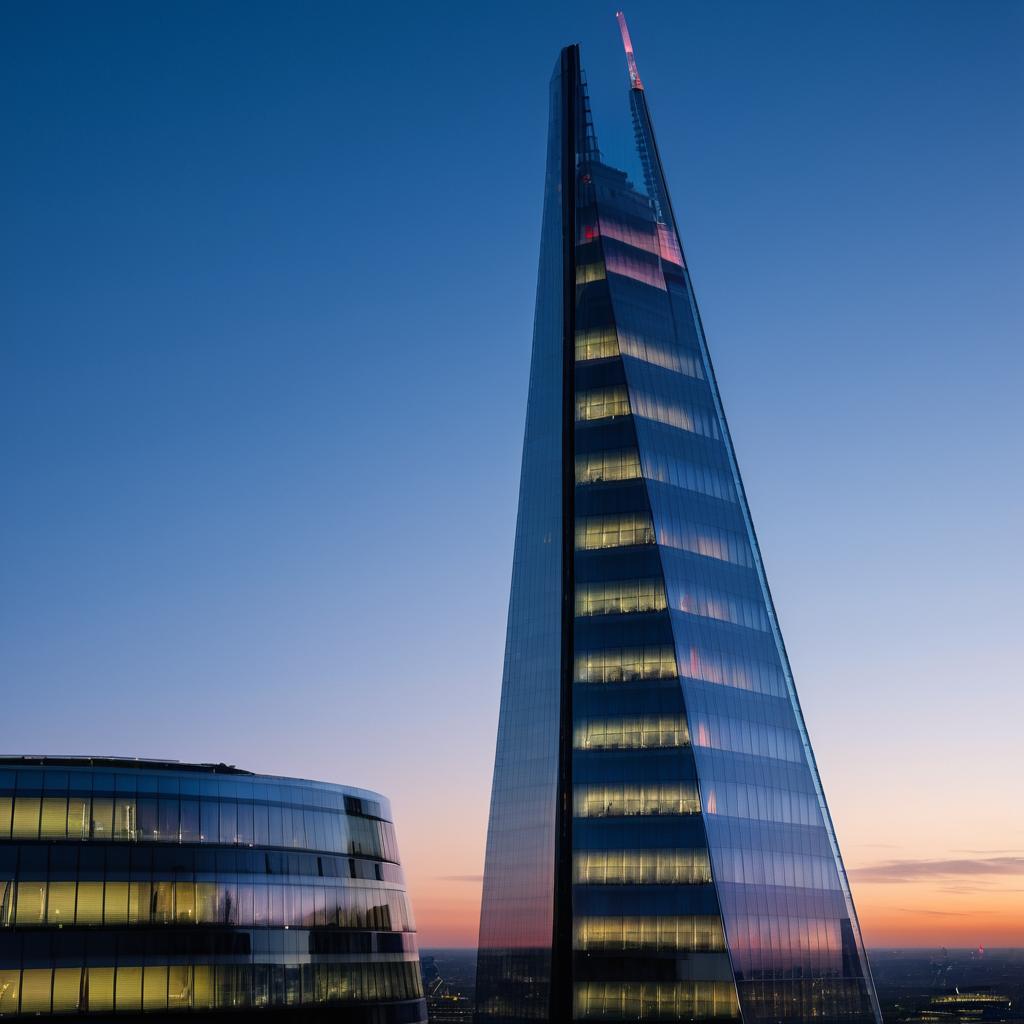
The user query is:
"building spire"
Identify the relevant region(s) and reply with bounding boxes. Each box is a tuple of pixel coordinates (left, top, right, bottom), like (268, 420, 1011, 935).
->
(615, 11, 643, 91)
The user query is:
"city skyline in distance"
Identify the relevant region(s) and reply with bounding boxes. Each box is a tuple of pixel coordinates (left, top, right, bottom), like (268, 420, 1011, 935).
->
(2, 0, 1022, 959)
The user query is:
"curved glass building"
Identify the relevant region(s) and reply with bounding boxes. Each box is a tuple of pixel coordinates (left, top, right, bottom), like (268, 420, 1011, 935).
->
(475, 16, 881, 1024)
(0, 756, 426, 1022)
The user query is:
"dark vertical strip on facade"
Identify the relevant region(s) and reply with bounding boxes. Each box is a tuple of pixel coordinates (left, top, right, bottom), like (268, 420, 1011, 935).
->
(550, 42, 578, 1024)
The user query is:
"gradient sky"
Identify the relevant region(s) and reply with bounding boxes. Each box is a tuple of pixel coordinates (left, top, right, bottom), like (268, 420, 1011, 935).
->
(2, 1, 1022, 949)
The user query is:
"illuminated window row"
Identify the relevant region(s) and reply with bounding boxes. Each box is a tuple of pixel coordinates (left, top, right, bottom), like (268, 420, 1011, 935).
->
(576, 262, 606, 284)
(575, 385, 630, 422)
(618, 330, 704, 379)
(0, 796, 394, 859)
(631, 390, 720, 439)
(575, 914, 725, 952)
(575, 448, 642, 485)
(704, 782, 821, 828)
(573, 784, 700, 819)
(574, 715, 688, 751)
(0, 961, 422, 1016)
(573, 321, 704, 383)
(575, 513, 655, 551)
(574, 646, 677, 683)
(574, 849, 712, 886)
(0, 879, 413, 931)
(575, 577, 665, 616)
(575, 981, 739, 1020)
(692, 714, 804, 764)
(575, 327, 619, 361)
(678, 584, 770, 631)
(678, 645, 787, 698)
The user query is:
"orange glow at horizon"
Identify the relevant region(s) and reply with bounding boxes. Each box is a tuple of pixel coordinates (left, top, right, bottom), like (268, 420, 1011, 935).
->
(399, 781, 1024, 950)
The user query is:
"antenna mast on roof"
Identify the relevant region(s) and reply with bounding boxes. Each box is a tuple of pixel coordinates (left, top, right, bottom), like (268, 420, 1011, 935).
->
(615, 11, 643, 91)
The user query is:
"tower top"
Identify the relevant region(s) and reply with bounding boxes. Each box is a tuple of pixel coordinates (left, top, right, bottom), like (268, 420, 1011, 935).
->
(615, 11, 643, 90)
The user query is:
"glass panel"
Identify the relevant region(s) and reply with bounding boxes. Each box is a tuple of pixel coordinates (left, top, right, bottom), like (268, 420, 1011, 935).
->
(75, 881, 103, 925)
(52, 968, 81, 1013)
(19, 969, 51, 1014)
(143, 966, 168, 1011)
(11, 796, 40, 839)
(104, 881, 129, 925)
(115, 966, 142, 1011)
(84, 968, 114, 1012)
(46, 881, 75, 925)
(0, 971, 20, 1013)
(113, 797, 137, 840)
(66, 797, 90, 840)
(90, 797, 113, 840)
(39, 796, 67, 839)
(128, 881, 151, 925)
(168, 966, 192, 1009)
(15, 882, 46, 925)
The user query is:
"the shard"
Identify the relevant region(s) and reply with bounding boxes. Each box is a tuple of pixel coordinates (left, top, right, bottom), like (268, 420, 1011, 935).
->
(475, 16, 881, 1024)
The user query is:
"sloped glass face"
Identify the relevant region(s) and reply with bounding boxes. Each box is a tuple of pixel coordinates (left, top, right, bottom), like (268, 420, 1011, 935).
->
(474, 56, 567, 1024)
(571, 48, 880, 1024)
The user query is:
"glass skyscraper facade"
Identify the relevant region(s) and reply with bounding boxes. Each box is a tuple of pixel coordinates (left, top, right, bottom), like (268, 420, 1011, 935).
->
(0, 756, 425, 1021)
(476, 21, 880, 1024)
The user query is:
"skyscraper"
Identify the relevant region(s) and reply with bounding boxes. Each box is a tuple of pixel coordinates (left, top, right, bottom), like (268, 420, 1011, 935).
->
(475, 18, 881, 1024)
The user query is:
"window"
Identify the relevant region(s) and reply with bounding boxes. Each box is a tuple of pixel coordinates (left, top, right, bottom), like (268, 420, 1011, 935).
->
(661, 521, 753, 567)
(575, 577, 664, 615)
(574, 646, 676, 683)
(575, 328, 619, 361)
(40, 797, 67, 838)
(573, 783, 700, 818)
(618, 330, 704, 377)
(575, 262, 606, 284)
(575, 513, 654, 550)
(575, 981, 739, 1020)
(46, 881, 75, 925)
(575, 915, 725, 952)
(573, 849, 712, 885)
(644, 450, 736, 502)
(576, 385, 630, 422)
(11, 797, 40, 839)
(678, 583, 769, 631)
(630, 390, 719, 439)
(605, 248, 666, 290)
(678, 645, 786, 697)
(575, 448, 641, 485)
(15, 882, 46, 925)
(52, 968, 81, 1013)
(575, 715, 688, 750)
(691, 714, 803, 763)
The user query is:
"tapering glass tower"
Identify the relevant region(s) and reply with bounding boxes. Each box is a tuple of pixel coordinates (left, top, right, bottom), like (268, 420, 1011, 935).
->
(475, 18, 881, 1024)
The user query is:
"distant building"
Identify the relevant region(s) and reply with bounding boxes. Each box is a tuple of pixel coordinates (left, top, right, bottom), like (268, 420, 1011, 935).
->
(917, 990, 1016, 1023)
(474, 14, 881, 1024)
(0, 756, 426, 1021)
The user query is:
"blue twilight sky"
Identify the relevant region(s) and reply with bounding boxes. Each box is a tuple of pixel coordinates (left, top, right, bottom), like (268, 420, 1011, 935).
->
(2, 1, 1022, 945)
